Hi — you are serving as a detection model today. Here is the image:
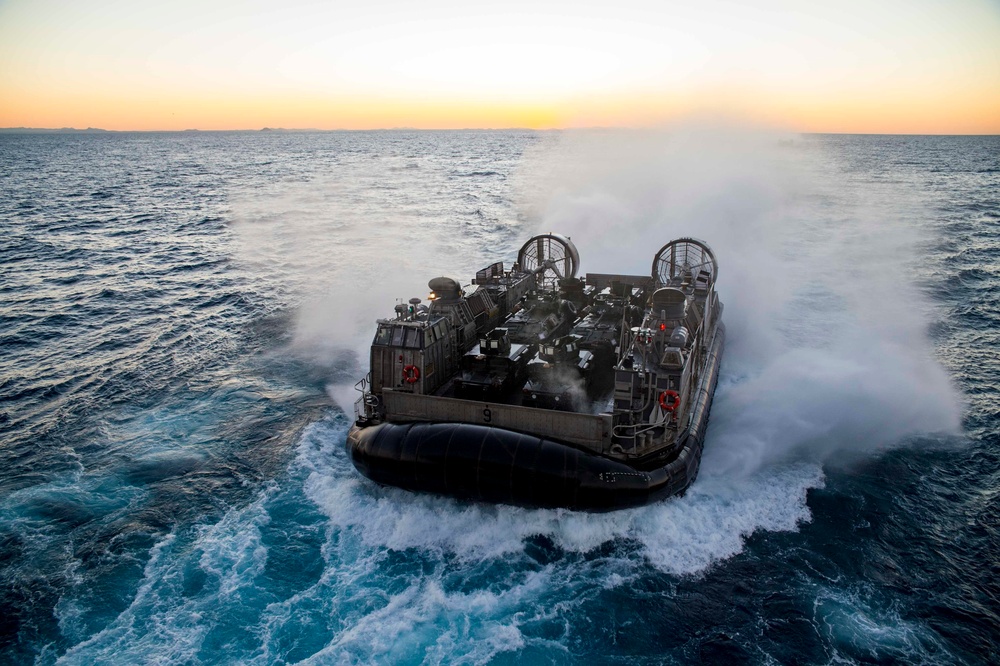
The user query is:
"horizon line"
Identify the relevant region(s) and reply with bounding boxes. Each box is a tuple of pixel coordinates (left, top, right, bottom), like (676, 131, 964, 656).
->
(2, 126, 999, 137)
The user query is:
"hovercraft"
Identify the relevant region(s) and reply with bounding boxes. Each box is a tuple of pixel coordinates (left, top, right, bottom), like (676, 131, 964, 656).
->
(347, 234, 724, 510)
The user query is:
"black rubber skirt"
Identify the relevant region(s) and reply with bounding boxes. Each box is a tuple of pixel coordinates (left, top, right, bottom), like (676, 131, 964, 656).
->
(348, 420, 701, 510)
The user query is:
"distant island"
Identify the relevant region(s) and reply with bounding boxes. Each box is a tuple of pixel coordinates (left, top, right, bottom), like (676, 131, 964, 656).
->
(259, 127, 323, 132)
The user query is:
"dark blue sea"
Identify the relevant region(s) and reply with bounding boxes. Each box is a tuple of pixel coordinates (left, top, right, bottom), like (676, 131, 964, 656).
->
(1, 129, 997, 664)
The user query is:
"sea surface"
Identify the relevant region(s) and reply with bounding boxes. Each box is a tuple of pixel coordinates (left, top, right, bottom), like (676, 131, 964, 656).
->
(1, 129, 997, 664)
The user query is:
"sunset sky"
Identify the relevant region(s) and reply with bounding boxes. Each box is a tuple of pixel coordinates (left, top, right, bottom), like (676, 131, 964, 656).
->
(1, 0, 998, 133)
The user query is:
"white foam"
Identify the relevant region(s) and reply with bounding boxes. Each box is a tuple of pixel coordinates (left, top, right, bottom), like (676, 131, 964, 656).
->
(56, 532, 207, 665)
(257, 417, 823, 664)
(811, 584, 951, 662)
(299, 576, 530, 665)
(298, 419, 821, 577)
(56, 492, 274, 665)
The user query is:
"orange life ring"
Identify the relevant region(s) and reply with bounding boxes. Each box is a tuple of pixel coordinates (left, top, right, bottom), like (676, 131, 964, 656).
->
(659, 390, 680, 412)
(402, 365, 420, 384)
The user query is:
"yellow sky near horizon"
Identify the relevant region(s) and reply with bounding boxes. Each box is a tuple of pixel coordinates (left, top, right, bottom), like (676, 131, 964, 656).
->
(1, 0, 998, 133)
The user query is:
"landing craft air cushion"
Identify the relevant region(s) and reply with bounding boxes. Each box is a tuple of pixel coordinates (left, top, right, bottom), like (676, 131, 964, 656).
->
(347, 234, 725, 510)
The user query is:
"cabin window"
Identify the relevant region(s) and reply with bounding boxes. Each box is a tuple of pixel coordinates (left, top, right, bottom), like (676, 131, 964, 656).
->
(404, 328, 422, 349)
(374, 325, 392, 345)
(391, 326, 405, 347)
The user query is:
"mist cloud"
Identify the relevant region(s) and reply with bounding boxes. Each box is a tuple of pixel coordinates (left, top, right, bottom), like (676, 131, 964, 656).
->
(512, 123, 963, 474)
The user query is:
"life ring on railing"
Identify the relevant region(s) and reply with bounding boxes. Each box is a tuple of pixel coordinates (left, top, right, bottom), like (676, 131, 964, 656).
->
(402, 365, 420, 384)
(659, 390, 680, 412)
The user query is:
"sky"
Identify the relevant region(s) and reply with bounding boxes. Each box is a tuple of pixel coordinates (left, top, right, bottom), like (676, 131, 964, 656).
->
(1, 0, 998, 133)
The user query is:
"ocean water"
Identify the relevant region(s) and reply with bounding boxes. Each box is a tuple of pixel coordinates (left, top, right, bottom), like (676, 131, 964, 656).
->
(1, 129, 997, 664)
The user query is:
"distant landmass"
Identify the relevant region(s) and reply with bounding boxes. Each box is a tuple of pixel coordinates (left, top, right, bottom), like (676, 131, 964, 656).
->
(0, 127, 113, 133)
(1, 126, 546, 134)
(3, 127, 332, 133)
(259, 127, 323, 132)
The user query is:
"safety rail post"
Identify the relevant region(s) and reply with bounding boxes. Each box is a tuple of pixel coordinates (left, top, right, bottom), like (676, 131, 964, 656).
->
(353, 373, 372, 422)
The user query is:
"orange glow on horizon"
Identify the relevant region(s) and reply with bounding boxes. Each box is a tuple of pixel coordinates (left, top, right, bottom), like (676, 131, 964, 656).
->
(3, 85, 999, 134)
(0, 89, 565, 131)
(1, 0, 998, 134)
